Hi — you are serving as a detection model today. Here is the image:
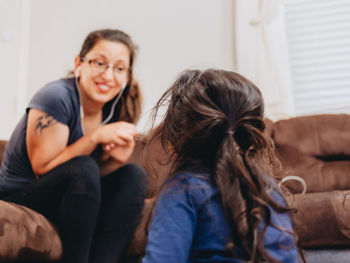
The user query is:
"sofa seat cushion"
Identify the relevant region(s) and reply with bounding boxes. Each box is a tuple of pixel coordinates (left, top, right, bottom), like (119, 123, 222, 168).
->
(287, 190, 350, 248)
(275, 143, 350, 193)
(0, 200, 62, 262)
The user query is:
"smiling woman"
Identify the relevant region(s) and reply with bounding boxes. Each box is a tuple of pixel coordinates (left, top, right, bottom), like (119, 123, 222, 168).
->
(75, 40, 130, 109)
(0, 29, 148, 263)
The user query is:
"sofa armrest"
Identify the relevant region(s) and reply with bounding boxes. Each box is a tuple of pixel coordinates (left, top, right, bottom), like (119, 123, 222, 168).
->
(0, 200, 62, 262)
(0, 140, 7, 164)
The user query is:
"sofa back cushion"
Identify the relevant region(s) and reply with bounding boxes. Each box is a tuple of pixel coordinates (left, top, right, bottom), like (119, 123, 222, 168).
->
(266, 114, 350, 193)
(269, 114, 350, 158)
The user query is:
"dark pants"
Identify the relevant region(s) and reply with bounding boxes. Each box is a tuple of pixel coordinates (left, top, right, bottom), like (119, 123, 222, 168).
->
(1, 156, 148, 263)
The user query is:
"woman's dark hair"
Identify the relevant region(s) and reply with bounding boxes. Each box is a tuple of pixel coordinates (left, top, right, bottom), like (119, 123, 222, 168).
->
(79, 29, 141, 123)
(147, 69, 298, 262)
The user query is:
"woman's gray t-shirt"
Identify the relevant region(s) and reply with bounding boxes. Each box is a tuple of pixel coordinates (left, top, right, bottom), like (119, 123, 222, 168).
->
(0, 78, 83, 193)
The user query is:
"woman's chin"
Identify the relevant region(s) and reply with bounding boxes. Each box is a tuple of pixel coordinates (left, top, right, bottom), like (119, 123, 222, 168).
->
(93, 93, 118, 105)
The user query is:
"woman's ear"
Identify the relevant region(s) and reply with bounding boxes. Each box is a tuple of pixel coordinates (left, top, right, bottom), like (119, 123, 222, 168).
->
(74, 56, 81, 77)
(75, 67, 81, 78)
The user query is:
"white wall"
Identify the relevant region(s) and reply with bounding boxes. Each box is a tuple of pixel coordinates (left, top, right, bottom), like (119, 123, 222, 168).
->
(0, 0, 235, 139)
(0, 0, 22, 139)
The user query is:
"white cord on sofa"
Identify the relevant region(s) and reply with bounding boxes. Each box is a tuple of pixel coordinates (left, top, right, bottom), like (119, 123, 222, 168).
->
(279, 175, 307, 195)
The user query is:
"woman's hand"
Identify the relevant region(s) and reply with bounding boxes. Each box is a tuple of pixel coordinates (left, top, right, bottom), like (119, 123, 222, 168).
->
(102, 139, 135, 163)
(93, 121, 137, 146)
(94, 121, 137, 163)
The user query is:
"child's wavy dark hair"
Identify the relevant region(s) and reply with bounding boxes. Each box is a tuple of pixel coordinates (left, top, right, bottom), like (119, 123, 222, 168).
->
(148, 69, 301, 262)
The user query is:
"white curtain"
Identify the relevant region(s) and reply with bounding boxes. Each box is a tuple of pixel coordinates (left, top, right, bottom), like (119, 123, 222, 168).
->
(234, 0, 294, 120)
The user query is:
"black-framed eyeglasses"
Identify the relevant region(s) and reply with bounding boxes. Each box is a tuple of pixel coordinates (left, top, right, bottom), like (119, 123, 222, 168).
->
(81, 58, 129, 76)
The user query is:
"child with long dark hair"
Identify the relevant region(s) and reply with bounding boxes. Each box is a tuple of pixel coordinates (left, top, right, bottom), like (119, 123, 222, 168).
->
(142, 69, 300, 262)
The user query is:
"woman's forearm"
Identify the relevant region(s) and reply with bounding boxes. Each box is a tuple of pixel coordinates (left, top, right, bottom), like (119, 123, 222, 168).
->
(33, 131, 99, 176)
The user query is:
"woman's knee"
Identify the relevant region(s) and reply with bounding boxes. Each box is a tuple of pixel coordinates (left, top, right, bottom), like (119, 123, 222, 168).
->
(65, 156, 101, 200)
(115, 164, 148, 194)
(122, 163, 148, 181)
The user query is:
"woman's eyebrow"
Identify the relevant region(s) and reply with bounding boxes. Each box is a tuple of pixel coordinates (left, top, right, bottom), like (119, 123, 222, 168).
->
(90, 54, 128, 64)
(89, 54, 107, 60)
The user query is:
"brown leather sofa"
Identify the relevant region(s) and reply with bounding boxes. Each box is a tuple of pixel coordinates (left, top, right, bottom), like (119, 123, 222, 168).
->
(1, 114, 350, 262)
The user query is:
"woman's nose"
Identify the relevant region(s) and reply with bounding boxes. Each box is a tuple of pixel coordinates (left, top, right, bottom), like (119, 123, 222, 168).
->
(101, 67, 115, 81)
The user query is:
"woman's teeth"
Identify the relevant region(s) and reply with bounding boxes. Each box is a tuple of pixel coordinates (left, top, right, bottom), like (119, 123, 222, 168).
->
(99, 85, 109, 91)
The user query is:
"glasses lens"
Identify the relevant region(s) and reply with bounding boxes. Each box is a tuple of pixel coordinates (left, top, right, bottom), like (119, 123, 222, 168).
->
(86, 59, 129, 76)
(90, 60, 106, 73)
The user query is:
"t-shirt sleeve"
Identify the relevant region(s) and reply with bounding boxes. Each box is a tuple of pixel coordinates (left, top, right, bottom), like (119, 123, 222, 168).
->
(142, 177, 197, 263)
(26, 81, 72, 125)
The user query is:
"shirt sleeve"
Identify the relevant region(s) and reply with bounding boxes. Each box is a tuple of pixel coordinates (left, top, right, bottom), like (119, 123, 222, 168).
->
(263, 182, 299, 262)
(26, 80, 72, 125)
(142, 178, 197, 263)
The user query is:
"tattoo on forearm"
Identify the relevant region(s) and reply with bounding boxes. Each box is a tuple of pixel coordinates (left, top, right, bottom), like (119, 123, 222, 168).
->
(35, 114, 57, 134)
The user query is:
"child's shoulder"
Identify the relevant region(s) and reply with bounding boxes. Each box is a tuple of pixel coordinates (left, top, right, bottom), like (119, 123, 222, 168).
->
(162, 171, 216, 207)
(166, 171, 212, 188)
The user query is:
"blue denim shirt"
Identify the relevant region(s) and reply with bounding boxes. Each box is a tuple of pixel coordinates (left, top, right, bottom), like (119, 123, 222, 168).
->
(142, 172, 299, 263)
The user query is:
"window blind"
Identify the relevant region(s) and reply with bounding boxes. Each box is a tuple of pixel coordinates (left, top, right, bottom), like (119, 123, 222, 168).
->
(284, 0, 350, 115)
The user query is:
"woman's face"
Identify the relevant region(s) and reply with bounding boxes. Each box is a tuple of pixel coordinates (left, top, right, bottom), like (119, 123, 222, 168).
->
(75, 39, 130, 106)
